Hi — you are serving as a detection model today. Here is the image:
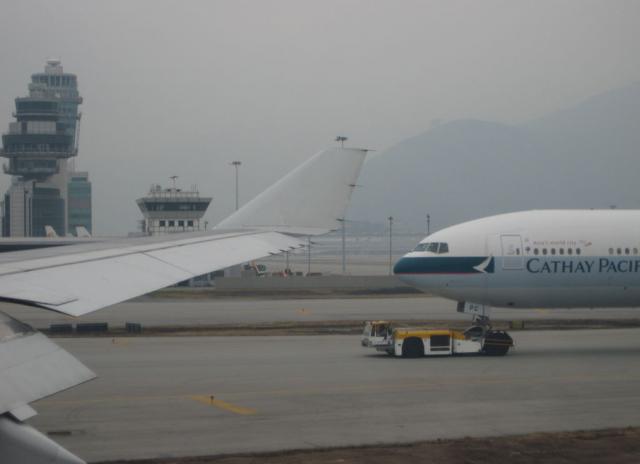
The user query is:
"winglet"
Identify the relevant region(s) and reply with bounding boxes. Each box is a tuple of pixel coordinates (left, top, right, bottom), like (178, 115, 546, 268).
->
(215, 147, 368, 235)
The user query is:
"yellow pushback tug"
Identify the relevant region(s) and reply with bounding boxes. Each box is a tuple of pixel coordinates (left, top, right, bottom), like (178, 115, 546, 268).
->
(362, 321, 513, 357)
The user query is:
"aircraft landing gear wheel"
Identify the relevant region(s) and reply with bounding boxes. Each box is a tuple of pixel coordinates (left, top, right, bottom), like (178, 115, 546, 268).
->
(482, 330, 513, 356)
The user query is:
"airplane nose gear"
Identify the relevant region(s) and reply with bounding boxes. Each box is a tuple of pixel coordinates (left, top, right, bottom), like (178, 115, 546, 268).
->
(458, 301, 514, 356)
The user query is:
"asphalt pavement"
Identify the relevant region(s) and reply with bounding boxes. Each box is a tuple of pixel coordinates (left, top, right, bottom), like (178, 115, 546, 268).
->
(29, 328, 640, 462)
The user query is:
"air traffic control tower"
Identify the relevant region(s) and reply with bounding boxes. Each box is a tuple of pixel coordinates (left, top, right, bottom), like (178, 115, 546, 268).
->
(136, 180, 212, 235)
(1, 59, 89, 237)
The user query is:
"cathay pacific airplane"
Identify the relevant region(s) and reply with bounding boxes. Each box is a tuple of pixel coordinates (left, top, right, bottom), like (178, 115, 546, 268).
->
(394, 210, 640, 317)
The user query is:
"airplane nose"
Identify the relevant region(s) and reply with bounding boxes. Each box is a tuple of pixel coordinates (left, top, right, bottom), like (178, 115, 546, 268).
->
(393, 255, 413, 275)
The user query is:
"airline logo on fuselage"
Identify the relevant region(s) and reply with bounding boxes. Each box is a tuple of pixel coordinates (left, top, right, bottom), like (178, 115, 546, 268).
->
(526, 258, 640, 274)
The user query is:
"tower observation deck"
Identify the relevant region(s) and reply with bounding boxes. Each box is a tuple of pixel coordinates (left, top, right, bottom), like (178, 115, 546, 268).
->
(1, 59, 81, 179)
(1, 59, 89, 237)
(136, 181, 212, 235)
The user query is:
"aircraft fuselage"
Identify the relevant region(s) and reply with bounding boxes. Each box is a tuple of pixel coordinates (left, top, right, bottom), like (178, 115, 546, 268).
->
(394, 210, 640, 308)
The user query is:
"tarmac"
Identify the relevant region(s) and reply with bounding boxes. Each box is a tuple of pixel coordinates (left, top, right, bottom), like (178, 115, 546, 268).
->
(29, 328, 640, 463)
(3, 296, 640, 329)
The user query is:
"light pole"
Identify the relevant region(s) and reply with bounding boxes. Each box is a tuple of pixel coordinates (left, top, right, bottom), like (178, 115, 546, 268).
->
(230, 161, 242, 211)
(307, 237, 312, 276)
(388, 216, 394, 275)
(426, 213, 430, 236)
(337, 218, 346, 274)
(335, 136, 348, 148)
(23, 187, 28, 237)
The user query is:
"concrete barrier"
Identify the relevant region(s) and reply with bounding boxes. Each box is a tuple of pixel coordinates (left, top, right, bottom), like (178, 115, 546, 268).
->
(126, 322, 143, 334)
(49, 323, 73, 334)
(76, 322, 109, 333)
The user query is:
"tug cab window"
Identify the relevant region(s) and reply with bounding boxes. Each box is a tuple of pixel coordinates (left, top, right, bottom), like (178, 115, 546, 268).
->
(413, 242, 449, 254)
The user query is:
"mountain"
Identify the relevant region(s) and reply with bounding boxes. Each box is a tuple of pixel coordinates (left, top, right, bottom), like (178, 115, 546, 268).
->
(348, 82, 640, 233)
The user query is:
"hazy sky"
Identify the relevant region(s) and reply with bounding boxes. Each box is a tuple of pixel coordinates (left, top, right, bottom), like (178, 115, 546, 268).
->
(1, 0, 639, 234)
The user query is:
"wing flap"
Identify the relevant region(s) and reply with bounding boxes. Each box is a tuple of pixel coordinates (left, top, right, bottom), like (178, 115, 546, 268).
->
(0, 313, 95, 417)
(8, 404, 37, 421)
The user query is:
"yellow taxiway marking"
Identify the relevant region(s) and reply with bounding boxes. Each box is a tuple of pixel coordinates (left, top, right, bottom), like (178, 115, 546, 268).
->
(190, 395, 257, 415)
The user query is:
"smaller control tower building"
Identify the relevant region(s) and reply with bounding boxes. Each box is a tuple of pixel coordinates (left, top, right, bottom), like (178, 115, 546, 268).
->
(136, 180, 212, 235)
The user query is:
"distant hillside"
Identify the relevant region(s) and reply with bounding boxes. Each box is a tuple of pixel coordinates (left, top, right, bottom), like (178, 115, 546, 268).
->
(348, 82, 640, 233)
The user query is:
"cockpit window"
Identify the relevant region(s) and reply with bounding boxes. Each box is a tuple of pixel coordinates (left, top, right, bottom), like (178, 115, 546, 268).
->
(413, 242, 449, 254)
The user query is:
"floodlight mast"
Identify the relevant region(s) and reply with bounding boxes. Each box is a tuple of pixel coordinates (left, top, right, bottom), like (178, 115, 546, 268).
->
(335, 136, 348, 148)
(230, 161, 242, 211)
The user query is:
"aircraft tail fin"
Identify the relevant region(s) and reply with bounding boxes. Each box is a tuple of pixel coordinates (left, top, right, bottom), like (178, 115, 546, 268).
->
(75, 226, 91, 238)
(215, 147, 368, 235)
(44, 226, 58, 238)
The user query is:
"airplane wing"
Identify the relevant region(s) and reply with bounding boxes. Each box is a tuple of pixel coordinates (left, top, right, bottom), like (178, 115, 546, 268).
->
(0, 146, 367, 464)
(0, 230, 307, 316)
(0, 147, 367, 317)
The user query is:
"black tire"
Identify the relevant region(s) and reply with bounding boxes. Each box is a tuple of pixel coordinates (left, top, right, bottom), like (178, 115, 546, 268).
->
(402, 338, 424, 358)
(482, 330, 513, 356)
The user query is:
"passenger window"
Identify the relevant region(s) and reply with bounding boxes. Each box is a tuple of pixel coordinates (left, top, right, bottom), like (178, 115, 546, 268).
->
(438, 243, 449, 254)
(625, 248, 630, 255)
(576, 248, 581, 255)
(534, 248, 539, 255)
(617, 248, 622, 255)
(551, 248, 556, 255)
(525, 246, 531, 253)
(567, 248, 573, 255)
(542, 248, 547, 255)
(609, 248, 614, 255)
(634, 248, 639, 255)
(559, 248, 564, 255)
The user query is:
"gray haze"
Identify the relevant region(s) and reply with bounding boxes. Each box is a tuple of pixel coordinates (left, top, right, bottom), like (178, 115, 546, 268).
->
(349, 81, 640, 233)
(0, 0, 639, 235)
